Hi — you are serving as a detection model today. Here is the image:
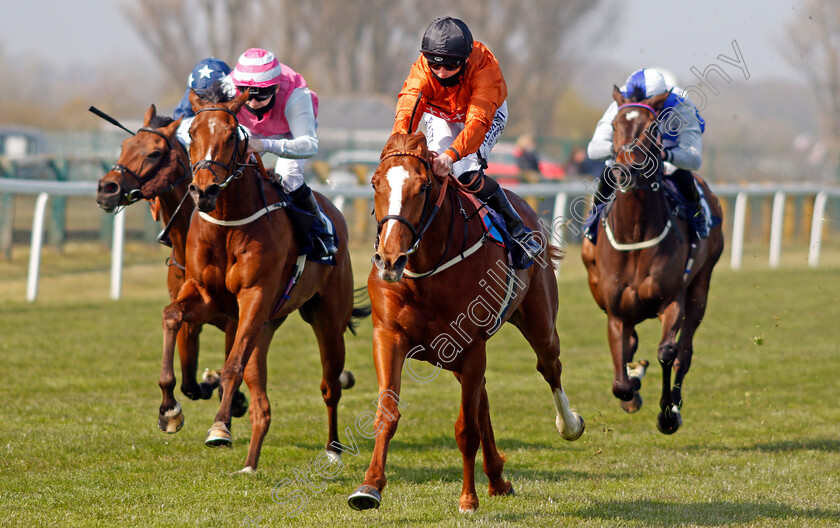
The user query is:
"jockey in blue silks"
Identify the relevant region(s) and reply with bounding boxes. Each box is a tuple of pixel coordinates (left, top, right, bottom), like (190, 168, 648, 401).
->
(586, 68, 708, 239)
(172, 58, 234, 120)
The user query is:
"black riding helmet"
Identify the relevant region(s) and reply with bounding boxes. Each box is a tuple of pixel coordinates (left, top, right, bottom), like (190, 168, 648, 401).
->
(421, 17, 473, 64)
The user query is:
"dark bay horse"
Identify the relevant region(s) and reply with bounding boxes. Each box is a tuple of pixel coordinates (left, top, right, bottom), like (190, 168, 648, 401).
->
(161, 88, 363, 471)
(347, 132, 584, 513)
(95, 105, 245, 433)
(581, 86, 724, 434)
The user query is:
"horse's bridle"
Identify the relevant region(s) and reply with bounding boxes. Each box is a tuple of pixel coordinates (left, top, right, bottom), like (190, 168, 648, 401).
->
(374, 150, 449, 255)
(189, 107, 252, 189)
(110, 127, 189, 204)
(612, 103, 665, 192)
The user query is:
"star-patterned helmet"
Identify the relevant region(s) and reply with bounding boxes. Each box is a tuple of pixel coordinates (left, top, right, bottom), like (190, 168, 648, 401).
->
(187, 58, 232, 94)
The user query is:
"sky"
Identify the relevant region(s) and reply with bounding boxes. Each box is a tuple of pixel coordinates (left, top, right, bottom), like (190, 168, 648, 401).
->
(0, 0, 806, 86)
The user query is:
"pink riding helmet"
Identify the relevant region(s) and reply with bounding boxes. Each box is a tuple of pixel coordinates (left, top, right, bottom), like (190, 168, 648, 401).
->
(231, 48, 284, 88)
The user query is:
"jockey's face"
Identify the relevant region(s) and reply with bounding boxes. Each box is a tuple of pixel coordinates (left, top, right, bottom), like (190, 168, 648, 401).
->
(243, 85, 278, 109)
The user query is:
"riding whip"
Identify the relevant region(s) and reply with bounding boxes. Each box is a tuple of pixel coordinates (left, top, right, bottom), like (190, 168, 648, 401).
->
(88, 106, 136, 136)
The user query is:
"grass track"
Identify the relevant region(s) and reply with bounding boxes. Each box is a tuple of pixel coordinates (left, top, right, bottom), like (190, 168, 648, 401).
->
(0, 243, 838, 527)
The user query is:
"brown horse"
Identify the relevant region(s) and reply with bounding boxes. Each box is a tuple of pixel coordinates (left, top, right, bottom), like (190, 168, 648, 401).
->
(347, 132, 584, 513)
(160, 87, 363, 472)
(95, 105, 246, 432)
(581, 86, 724, 434)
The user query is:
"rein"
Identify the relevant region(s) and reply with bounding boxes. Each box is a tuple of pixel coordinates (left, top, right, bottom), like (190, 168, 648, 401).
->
(603, 101, 675, 251)
(375, 150, 449, 256)
(190, 106, 283, 227)
(191, 107, 255, 191)
(111, 127, 190, 205)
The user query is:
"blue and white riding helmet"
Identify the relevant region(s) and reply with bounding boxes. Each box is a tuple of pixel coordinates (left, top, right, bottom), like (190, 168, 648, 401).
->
(187, 58, 232, 94)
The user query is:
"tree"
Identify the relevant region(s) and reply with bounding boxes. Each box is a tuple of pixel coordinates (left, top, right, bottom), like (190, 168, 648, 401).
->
(123, 0, 613, 137)
(784, 0, 840, 180)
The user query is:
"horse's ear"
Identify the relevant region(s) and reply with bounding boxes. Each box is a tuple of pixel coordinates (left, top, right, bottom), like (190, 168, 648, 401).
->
(646, 90, 671, 112)
(143, 105, 156, 126)
(229, 90, 249, 114)
(612, 85, 627, 105)
(188, 88, 202, 111)
(162, 117, 182, 137)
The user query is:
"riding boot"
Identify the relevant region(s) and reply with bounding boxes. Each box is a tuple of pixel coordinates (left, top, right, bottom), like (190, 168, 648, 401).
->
(583, 176, 614, 241)
(472, 173, 542, 269)
(289, 184, 338, 259)
(671, 169, 708, 239)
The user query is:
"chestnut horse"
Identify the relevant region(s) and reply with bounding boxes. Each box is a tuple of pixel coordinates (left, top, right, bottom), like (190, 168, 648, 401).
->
(160, 88, 363, 471)
(347, 132, 585, 513)
(95, 105, 246, 432)
(581, 86, 724, 434)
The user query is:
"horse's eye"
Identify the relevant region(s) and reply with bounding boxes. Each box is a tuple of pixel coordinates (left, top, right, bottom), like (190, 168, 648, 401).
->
(148, 150, 162, 159)
(420, 183, 429, 194)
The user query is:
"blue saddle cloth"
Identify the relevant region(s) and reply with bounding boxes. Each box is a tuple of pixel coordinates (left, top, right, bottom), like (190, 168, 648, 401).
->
(270, 185, 338, 266)
(464, 191, 535, 270)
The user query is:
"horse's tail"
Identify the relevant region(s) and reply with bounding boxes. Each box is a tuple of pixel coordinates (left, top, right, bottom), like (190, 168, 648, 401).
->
(545, 243, 564, 270)
(348, 286, 372, 335)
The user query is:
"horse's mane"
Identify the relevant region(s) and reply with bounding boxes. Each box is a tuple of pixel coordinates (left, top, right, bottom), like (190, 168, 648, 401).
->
(148, 114, 174, 128)
(198, 81, 234, 104)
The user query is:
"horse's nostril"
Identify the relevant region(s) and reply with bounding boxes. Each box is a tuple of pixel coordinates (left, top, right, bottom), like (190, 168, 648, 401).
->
(188, 184, 198, 193)
(100, 181, 120, 195)
(205, 184, 221, 198)
(372, 254, 385, 270)
(394, 255, 408, 270)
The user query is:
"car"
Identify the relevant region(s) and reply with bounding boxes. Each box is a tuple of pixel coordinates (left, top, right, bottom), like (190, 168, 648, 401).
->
(485, 142, 565, 186)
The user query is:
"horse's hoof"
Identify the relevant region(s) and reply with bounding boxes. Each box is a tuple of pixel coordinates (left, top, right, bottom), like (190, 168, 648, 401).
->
(620, 392, 643, 413)
(656, 405, 682, 435)
(558, 413, 585, 441)
(202, 368, 221, 386)
(236, 466, 256, 474)
(458, 493, 479, 513)
(490, 480, 515, 497)
(348, 485, 381, 511)
(339, 370, 355, 390)
(231, 391, 249, 418)
(205, 422, 232, 447)
(158, 403, 184, 434)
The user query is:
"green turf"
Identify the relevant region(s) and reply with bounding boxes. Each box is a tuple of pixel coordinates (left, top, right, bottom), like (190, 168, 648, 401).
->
(0, 244, 838, 527)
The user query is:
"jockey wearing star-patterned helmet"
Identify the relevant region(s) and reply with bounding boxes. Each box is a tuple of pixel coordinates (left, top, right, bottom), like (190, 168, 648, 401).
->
(586, 67, 708, 240)
(172, 58, 234, 119)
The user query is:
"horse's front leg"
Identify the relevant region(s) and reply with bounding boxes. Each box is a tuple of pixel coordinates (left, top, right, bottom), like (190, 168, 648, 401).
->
(656, 300, 684, 434)
(347, 327, 408, 511)
(453, 355, 486, 513)
(206, 290, 269, 448)
(607, 315, 639, 403)
(159, 280, 217, 433)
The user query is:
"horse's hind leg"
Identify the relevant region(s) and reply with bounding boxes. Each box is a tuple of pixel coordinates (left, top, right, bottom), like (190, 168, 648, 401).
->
(656, 299, 685, 435)
(177, 323, 212, 400)
(239, 325, 276, 472)
(510, 289, 584, 441)
(672, 266, 714, 410)
(300, 286, 352, 458)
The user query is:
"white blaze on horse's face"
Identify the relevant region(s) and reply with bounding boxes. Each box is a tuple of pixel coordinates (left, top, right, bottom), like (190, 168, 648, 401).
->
(625, 110, 640, 121)
(383, 165, 411, 242)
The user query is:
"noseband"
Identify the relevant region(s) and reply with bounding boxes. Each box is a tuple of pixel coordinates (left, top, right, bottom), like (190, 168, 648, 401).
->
(375, 150, 449, 255)
(190, 107, 251, 189)
(110, 127, 189, 204)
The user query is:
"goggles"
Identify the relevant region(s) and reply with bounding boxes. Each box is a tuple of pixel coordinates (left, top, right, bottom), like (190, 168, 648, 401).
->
(239, 86, 276, 102)
(424, 54, 462, 72)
